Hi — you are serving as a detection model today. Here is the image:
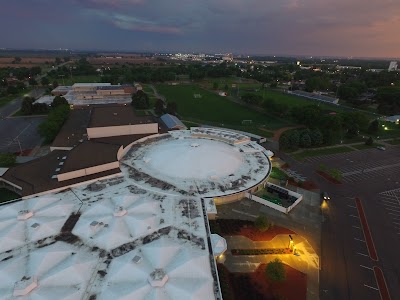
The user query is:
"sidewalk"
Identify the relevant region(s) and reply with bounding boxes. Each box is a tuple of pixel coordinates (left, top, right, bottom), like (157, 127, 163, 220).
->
(223, 234, 320, 300)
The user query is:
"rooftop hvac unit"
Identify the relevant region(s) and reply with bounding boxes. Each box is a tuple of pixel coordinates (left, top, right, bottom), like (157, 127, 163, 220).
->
(132, 255, 142, 264)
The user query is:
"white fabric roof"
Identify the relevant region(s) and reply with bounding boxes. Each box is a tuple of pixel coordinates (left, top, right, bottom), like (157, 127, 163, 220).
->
(73, 195, 160, 251)
(0, 197, 75, 253)
(99, 237, 214, 300)
(0, 242, 97, 299)
(211, 234, 227, 256)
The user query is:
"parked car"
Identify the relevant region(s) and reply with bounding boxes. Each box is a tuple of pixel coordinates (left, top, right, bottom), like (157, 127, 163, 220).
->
(322, 192, 331, 200)
(376, 146, 386, 151)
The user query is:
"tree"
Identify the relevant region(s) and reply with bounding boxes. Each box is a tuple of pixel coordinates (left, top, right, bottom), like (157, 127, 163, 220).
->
(13, 57, 22, 64)
(300, 132, 312, 148)
(38, 105, 70, 143)
(310, 128, 323, 146)
(63, 56, 70, 63)
(28, 78, 37, 87)
(265, 259, 286, 283)
(365, 136, 374, 145)
(368, 119, 379, 134)
(32, 103, 49, 114)
(51, 95, 68, 108)
(154, 98, 164, 116)
(166, 102, 178, 115)
(21, 97, 34, 115)
(53, 80, 59, 88)
(254, 214, 270, 232)
(55, 57, 62, 65)
(131, 90, 150, 109)
(212, 82, 219, 90)
(41, 77, 49, 86)
(0, 153, 16, 167)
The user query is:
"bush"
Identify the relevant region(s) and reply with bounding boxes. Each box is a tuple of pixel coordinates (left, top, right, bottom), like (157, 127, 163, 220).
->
(365, 137, 374, 145)
(318, 163, 327, 172)
(254, 214, 270, 232)
(265, 258, 286, 282)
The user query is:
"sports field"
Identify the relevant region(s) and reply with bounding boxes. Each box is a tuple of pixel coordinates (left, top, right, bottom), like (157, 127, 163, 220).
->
(156, 84, 292, 130)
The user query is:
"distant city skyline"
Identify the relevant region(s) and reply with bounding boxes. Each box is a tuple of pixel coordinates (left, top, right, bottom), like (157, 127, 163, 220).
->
(1, 0, 399, 58)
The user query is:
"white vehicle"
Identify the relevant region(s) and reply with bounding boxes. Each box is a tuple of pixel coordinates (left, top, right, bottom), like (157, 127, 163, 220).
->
(376, 146, 386, 151)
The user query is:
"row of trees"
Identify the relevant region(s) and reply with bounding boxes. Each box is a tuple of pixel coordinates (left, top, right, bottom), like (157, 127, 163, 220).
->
(131, 90, 178, 116)
(38, 102, 70, 143)
(20, 95, 68, 115)
(279, 105, 372, 149)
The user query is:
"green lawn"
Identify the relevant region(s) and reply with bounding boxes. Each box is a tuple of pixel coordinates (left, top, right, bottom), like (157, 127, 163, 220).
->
(269, 167, 288, 181)
(0, 88, 32, 107)
(155, 84, 292, 130)
(374, 121, 400, 139)
(386, 139, 400, 145)
(292, 146, 355, 161)
(0, 188, 20, 203)
(352, 143, 385, 150)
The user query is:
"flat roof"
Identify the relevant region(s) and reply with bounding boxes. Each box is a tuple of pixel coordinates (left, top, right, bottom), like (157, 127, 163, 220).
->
(59, 140, 121, 173)
(88, 105, 156, 128)
(72, 83, 111, 87)
(1, 150, 121, 197)
(52, 108, 91, 148)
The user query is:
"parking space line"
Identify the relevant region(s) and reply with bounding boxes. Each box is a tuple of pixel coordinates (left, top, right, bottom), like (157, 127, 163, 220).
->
(356, 198, 378, 261)
(357, 252, 369, 257)
(350, 214, 359, 218)
(354, 238, 365, 242)
(348, 205, 357, 208)
(364, 284, 379, 291)
(360, 265, 373, 270)
(388, 213, 400, 217)
(352, 225, 361, 229)
(384, 207, 400, 212)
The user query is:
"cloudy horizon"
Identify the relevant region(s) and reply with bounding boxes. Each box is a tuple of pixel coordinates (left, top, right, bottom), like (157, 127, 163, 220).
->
(1, 0, 399, 58)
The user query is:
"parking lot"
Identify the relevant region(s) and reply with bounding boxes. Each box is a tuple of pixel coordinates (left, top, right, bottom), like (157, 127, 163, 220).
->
(378, 187, 400, 236)
(0, 116, 45, 154)
(305, 147, 400, 184)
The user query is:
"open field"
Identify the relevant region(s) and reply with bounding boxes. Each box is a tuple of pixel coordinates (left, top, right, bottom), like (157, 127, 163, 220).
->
(0, 57, 61, 68)
(291, 146, 355, 161)
(156, 84, 292, 130)
(87, 57, 159, 65)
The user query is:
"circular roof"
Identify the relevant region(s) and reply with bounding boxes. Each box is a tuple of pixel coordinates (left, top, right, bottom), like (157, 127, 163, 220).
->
(144, 138, 243, 180)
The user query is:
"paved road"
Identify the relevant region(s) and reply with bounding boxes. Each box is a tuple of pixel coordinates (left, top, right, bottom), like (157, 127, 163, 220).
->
(276, 145, 399, 299)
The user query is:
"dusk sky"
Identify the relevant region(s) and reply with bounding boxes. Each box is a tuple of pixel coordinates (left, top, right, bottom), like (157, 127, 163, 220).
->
(1, 0, 399, 58)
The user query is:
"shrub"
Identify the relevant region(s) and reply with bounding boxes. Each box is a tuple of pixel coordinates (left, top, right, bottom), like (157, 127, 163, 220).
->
(0, 153, 16, 167)
(265, 258, 286, 282)
(254, 214, 270, 232)
(365, 137, 374, 146)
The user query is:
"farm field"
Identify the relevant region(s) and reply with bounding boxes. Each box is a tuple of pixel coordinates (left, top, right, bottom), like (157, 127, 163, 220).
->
(155, 84, 292, 130)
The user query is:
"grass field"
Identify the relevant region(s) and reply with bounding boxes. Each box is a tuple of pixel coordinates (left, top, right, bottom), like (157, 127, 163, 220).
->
(352, 143, 384, 150)
(269, 167, 288, 181)
(291, 146, 355, 161)
(155, 84, 292, 130)
(386, 139, 400, 145)
(0, 188, 20, 203)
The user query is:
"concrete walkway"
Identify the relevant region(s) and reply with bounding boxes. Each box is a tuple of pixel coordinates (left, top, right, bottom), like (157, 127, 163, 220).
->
(222, 234, 320, 300)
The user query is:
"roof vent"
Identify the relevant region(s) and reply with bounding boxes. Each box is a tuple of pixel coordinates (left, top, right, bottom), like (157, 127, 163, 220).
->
(113, 206, 127, 217)
(18, 210, 33, 220)
(132, 255, 142, 264)
(31, 223, 40, 229)
(59, 162, 64, 166)
(113, 113, 118, 116)
(148, 269, 168, 287)
(51, 175, 57, 179)
(14, 276, 38, 296)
